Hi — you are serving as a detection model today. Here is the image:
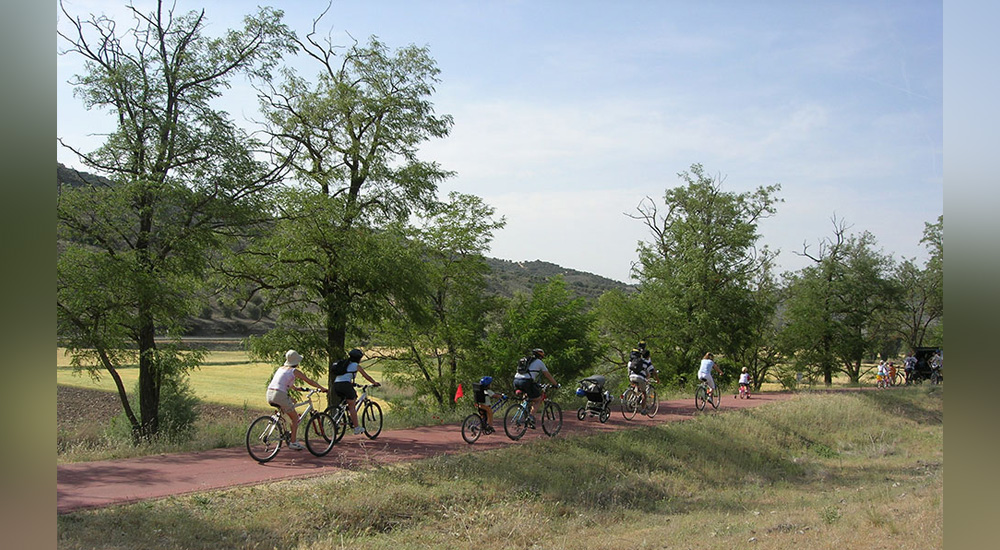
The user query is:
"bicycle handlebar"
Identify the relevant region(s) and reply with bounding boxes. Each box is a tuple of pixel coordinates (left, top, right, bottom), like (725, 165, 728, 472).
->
(294, 387, 328, 394)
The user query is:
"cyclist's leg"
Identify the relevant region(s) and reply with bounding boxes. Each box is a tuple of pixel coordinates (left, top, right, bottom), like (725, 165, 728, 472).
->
(704, 372, 717, 395)
(476, 402, 493, 426)
(267, 389, 300, 441)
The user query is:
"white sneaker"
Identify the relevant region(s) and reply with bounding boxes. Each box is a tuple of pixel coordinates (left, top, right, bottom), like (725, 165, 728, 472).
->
(353, 427, 366, 435)
(287, 441, 304, 450)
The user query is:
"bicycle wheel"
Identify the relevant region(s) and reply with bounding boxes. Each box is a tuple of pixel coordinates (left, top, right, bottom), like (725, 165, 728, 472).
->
(695, 385, 708, 411)
(541, 401, 563, 437)
(461, 413, 484, 444)
(246, 415, 282, 463)
(332, 409, 349, 443)
(645, 387, 659, 417)
(893, 371, 904, 386)
(304, 412, 337, 457)
(361, 401, 383, 439)
(503, 402, 528, 441)
(576, 407, 587, 421)
(621, 388, 639, 420)
(710, 387, 721, 409)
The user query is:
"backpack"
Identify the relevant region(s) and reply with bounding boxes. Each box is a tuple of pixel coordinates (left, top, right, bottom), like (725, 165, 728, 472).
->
(332, 358, 351, 377)
(628, 351, 645, 375)
(516, 355, 538, 376)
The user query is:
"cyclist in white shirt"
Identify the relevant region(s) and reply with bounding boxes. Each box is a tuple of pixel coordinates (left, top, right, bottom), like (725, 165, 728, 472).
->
(698, 352, 723, 396)
(266, 350, 327, 450)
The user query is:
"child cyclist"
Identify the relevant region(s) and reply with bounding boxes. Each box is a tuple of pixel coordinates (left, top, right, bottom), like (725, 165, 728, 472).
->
(472, 376, 500, 433)
(876, 360, 889, 388)
(738, 367, 752, 398)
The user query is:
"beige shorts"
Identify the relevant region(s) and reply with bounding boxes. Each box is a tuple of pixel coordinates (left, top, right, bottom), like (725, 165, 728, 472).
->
(266, 388, 294, 411)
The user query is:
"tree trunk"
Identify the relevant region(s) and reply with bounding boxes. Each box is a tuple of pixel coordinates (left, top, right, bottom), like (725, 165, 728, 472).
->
(137, 313, 159, 441)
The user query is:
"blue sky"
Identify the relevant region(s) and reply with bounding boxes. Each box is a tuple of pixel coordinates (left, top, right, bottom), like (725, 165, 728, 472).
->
(56, 0, 943, 283)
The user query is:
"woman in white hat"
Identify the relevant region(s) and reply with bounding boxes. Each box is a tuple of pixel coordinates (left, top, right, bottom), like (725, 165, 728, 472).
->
(265, 350, 327, 450)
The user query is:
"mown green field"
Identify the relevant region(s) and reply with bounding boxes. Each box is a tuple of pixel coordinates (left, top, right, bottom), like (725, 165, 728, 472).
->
(57, 348, 387, 412)
(57, 387, 944, 550)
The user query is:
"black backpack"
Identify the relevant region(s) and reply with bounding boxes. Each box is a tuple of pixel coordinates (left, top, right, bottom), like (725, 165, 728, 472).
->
(628, 351, 645, 375)
(332, 358, 351, 376)
(516, 355, 538, 375)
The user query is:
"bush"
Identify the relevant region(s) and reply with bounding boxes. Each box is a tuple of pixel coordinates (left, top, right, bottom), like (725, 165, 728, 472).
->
(107, 375, 201, 443)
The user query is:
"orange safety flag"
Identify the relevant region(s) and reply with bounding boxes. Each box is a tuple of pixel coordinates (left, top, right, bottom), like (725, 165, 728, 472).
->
(454, 383, 464, 402)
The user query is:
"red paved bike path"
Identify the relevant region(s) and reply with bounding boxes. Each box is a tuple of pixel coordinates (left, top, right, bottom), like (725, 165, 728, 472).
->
(57, 391, 793, 514)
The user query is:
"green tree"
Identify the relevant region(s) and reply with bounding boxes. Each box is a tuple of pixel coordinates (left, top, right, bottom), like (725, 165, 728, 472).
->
(727, 268, 783, 392)
(481, 276, 602, 390)
(240, 25, 454, 388)
(780, 219, 903, 384)
(376, 192, 505, 408)
(628, 163, 781, 381)
(56, 1, 294, 440)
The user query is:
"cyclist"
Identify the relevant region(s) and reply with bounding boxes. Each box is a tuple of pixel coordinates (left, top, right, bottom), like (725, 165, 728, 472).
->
(628, 349, 658, 412)
(473, 376, 499, 433)
(333, 348, 380, 435)
(697, 352, 723, 398)
(738, 367, 752, 397)
(876, 360, 889, 388)
(513, 348, 560, 428)
(266, 350, 328, 450)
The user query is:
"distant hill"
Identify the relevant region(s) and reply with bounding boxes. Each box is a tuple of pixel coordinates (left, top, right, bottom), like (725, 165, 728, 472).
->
(57, 164, 633, 336)
(484, 258, 632, 301)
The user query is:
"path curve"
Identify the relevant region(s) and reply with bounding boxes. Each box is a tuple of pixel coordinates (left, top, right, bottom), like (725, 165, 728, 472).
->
(57, 390, 795, 514)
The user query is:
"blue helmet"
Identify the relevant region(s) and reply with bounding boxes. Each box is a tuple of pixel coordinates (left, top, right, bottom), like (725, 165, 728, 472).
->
(479, 376, 493, 386)
(575, 387, 586, 397)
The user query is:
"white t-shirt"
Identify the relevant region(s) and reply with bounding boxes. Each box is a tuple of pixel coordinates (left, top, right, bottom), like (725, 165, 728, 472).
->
(514, 357, 548, 381)
(268, 366, 297, 392)
(698, 359, 715, 379)
(334, 361, 359, 384)
(739, 372, 750, 384)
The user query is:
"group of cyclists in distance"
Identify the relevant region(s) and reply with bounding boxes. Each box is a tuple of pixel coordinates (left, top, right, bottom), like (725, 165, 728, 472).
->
(264, 339, 942, 452)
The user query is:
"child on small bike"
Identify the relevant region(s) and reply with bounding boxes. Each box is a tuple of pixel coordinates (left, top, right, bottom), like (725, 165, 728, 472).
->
(473, 376, 499, 433)
(738, 367, 751, 398)
(875, 360, 888, 388)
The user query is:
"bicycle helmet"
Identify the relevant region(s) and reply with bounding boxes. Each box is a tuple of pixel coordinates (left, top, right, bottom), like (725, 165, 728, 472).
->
(348, 348, 363, 361)
(575, 387, 586, 397)
(531, 348, 545, 358)
(479, 376, 493, 387)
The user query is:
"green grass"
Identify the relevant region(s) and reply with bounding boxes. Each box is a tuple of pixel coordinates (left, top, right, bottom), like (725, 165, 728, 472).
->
(57, 386, 944, 550)
(57, 348, 388, 411)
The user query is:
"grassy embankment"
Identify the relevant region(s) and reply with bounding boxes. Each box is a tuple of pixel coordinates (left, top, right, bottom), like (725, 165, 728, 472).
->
(57, 387, 943, 550)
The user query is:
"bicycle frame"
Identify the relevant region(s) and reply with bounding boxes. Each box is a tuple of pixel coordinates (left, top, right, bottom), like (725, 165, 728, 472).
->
(330, 384, 372, 421)
(475, 392, 508, 419)
(272, 388, 322, 430)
